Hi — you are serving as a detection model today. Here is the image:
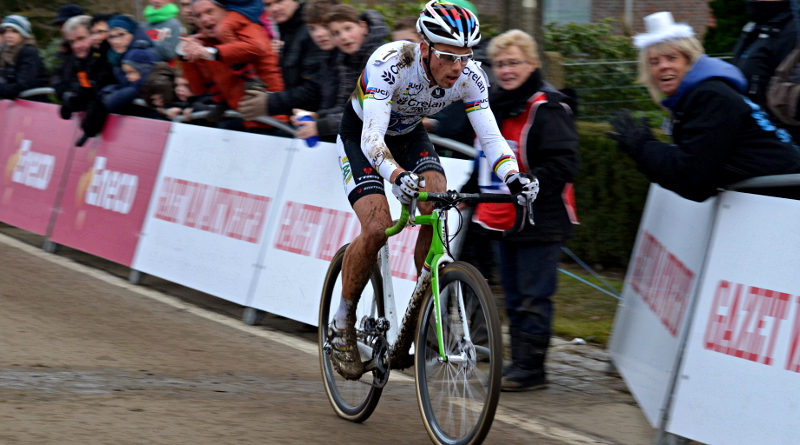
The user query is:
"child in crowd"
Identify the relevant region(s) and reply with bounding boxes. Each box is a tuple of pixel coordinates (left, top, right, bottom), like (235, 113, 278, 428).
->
(291, 4, 388, 142)
(153, 72, 214, 121)
(142, 0, 182, 62)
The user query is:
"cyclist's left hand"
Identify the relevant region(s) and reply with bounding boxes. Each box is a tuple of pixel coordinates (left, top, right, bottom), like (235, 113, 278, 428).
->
(505, 172, 539, 206)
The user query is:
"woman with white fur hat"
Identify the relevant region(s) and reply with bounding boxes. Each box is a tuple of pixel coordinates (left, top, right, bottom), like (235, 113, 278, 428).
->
(0, 15, 49, 101)
(608, 12, 800, 202)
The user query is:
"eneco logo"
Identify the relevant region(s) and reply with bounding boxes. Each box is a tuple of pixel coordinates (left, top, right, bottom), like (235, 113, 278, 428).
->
(4, 139, 55, 190)
(76, 156, 138, 214)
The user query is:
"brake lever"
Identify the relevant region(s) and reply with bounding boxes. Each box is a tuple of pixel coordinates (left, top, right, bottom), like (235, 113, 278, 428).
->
(409, 193, 418, 224)
(527, 197, 535, 226)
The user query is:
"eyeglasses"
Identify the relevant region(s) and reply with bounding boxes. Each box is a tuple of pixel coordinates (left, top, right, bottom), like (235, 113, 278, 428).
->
(431, 47, 473, 65)
(494, 59, 528, 69)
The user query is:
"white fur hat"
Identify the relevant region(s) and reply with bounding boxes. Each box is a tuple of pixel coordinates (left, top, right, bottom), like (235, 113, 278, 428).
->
(633, 12, 694, 49)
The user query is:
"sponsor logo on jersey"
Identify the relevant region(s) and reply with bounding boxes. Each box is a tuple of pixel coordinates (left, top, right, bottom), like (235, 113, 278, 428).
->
(431, 87, 445, 98)
(462, 67, 486, 93)
(340, 156, 353, 185)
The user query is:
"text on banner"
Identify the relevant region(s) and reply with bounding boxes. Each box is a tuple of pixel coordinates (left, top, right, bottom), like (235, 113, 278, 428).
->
(628, 231, 695, 337)
(154, 177, 271, 243)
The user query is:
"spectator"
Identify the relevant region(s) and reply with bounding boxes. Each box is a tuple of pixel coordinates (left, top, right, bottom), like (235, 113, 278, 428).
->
(260, 0, 279, 42)
(103, 45, 160, 113)
(0, 15, 49, 101)
(90, 14, 115, 51)
(391, 17, 421, 44)
(732, 0, 796, 114)
(180, 0, 285, 133)
(52, 4, 86, 68)
(153, 72, 214, 120)
(53, 15, 116, 119)
(178, 0, 197, 34)
(239, 0, 327, 116)
(466, 29, 579, 391)
(300, 0, 340, 113)
(608, 12, 800, 202)
(142, 0, 182, 62)
(54, 4, 86, 37)
(289, 4, 388, 142)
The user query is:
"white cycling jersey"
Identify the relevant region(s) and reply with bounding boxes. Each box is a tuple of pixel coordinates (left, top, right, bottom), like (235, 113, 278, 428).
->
(351, 40, 519, 182)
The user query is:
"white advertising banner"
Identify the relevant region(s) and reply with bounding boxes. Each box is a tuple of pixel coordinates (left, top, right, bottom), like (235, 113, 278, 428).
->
(667, 191, 800, 444)
(608, 184, 718, 426)
(132, 124, 293, 305)
(247, 140, 473, 326)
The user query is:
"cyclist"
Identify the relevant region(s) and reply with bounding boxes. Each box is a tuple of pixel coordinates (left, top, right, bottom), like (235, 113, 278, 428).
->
(330, 0, 539, 380)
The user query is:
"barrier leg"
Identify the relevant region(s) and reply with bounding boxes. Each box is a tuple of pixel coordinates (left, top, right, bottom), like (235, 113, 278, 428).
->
(242, 307, 265, 326)
(129, 270, 146, 285)
(43, 239, 58, 253)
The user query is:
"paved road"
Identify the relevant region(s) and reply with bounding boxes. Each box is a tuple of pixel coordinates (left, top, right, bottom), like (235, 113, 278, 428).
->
(0, 226, 658, 444)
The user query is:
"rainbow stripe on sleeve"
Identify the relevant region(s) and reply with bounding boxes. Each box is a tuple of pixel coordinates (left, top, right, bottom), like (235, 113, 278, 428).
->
(356, 71, 368, 108)
(464, 100, 482, 114)
(493, 155, 514, 175)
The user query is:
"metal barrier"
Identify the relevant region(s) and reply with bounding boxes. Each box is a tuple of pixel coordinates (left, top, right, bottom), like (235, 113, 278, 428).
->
(18, 87, 55, 99)
(429, 134, 476, 158)
(172, 111, 477, 158)
(727, 173, 800, 191)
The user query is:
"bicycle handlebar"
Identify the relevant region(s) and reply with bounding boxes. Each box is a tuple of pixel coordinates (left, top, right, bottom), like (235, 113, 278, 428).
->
(384, 190, 529, 238)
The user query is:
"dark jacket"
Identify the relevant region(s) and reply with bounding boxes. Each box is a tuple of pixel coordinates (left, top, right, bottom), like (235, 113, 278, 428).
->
(465, 70, 580, 243)
(0, 45, 50, 100)
(101, 31, 157, 113)
(632, 56, 800, 202)
(732, 3, 797, 110)
(53, 41, 116, 112)
(316, 10, 389, 137)
(267, 2, 327, 115)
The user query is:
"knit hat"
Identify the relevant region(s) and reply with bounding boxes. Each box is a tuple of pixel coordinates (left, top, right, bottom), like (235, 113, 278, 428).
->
(1, 15, 32, 38)
(108, 14, 139, 35)
(121, 47, 158, 81)
(53, 4, 85, 25)
(633, 12, 695, 49)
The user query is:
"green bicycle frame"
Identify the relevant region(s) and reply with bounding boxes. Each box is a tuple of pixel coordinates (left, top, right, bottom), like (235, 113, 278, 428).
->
(385, 192, 450, 362)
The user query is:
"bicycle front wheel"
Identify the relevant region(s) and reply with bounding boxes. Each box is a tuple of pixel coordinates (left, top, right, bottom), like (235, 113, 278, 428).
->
(415, 261, 502, 445)
(319, 243, 385, 423)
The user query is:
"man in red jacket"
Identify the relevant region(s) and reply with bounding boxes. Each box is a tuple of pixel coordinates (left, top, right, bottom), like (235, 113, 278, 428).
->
(180, 0, 286, 132)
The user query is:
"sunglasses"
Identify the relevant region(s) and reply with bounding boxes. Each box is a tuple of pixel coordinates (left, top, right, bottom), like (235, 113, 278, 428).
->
(431, 47, 473, 65)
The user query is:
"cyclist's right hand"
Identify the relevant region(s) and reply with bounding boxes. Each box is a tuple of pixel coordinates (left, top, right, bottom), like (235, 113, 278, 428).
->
(392, 171, 425, 205)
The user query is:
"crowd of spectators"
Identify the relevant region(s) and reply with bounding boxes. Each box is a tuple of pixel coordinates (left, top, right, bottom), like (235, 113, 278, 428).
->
(0, 0, 436, 143)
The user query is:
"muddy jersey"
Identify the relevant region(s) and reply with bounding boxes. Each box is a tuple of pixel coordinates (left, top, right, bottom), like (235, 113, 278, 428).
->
(350, 41, 519, 182)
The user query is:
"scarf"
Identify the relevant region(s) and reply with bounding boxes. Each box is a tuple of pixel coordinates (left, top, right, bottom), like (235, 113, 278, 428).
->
(143, 3, 180, 24)
(489, 69, 542, 122)
(0, 37, 35, 69)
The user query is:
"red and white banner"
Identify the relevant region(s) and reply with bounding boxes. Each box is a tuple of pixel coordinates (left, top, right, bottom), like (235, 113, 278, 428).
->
(49, 114, 170, 266)
(667, 191, 800, 444)
(132, 123, 290, 305)
(0, 101, 78, 235)
(608, 184, 718, 427)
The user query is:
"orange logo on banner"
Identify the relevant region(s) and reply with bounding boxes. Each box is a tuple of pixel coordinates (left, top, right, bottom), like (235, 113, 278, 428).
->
(74, 155, 140, 230)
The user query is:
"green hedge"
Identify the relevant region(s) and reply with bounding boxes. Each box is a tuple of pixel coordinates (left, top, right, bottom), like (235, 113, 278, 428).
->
(564, 122, 662, 269)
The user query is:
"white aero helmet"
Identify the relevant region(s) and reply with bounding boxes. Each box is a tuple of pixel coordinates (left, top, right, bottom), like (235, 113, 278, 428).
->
(416, 1, 481, 48)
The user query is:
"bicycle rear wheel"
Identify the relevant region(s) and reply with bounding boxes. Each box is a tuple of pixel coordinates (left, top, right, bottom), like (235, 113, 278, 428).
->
(319, 243, 385, 423)
(415, 261, 502, 445)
